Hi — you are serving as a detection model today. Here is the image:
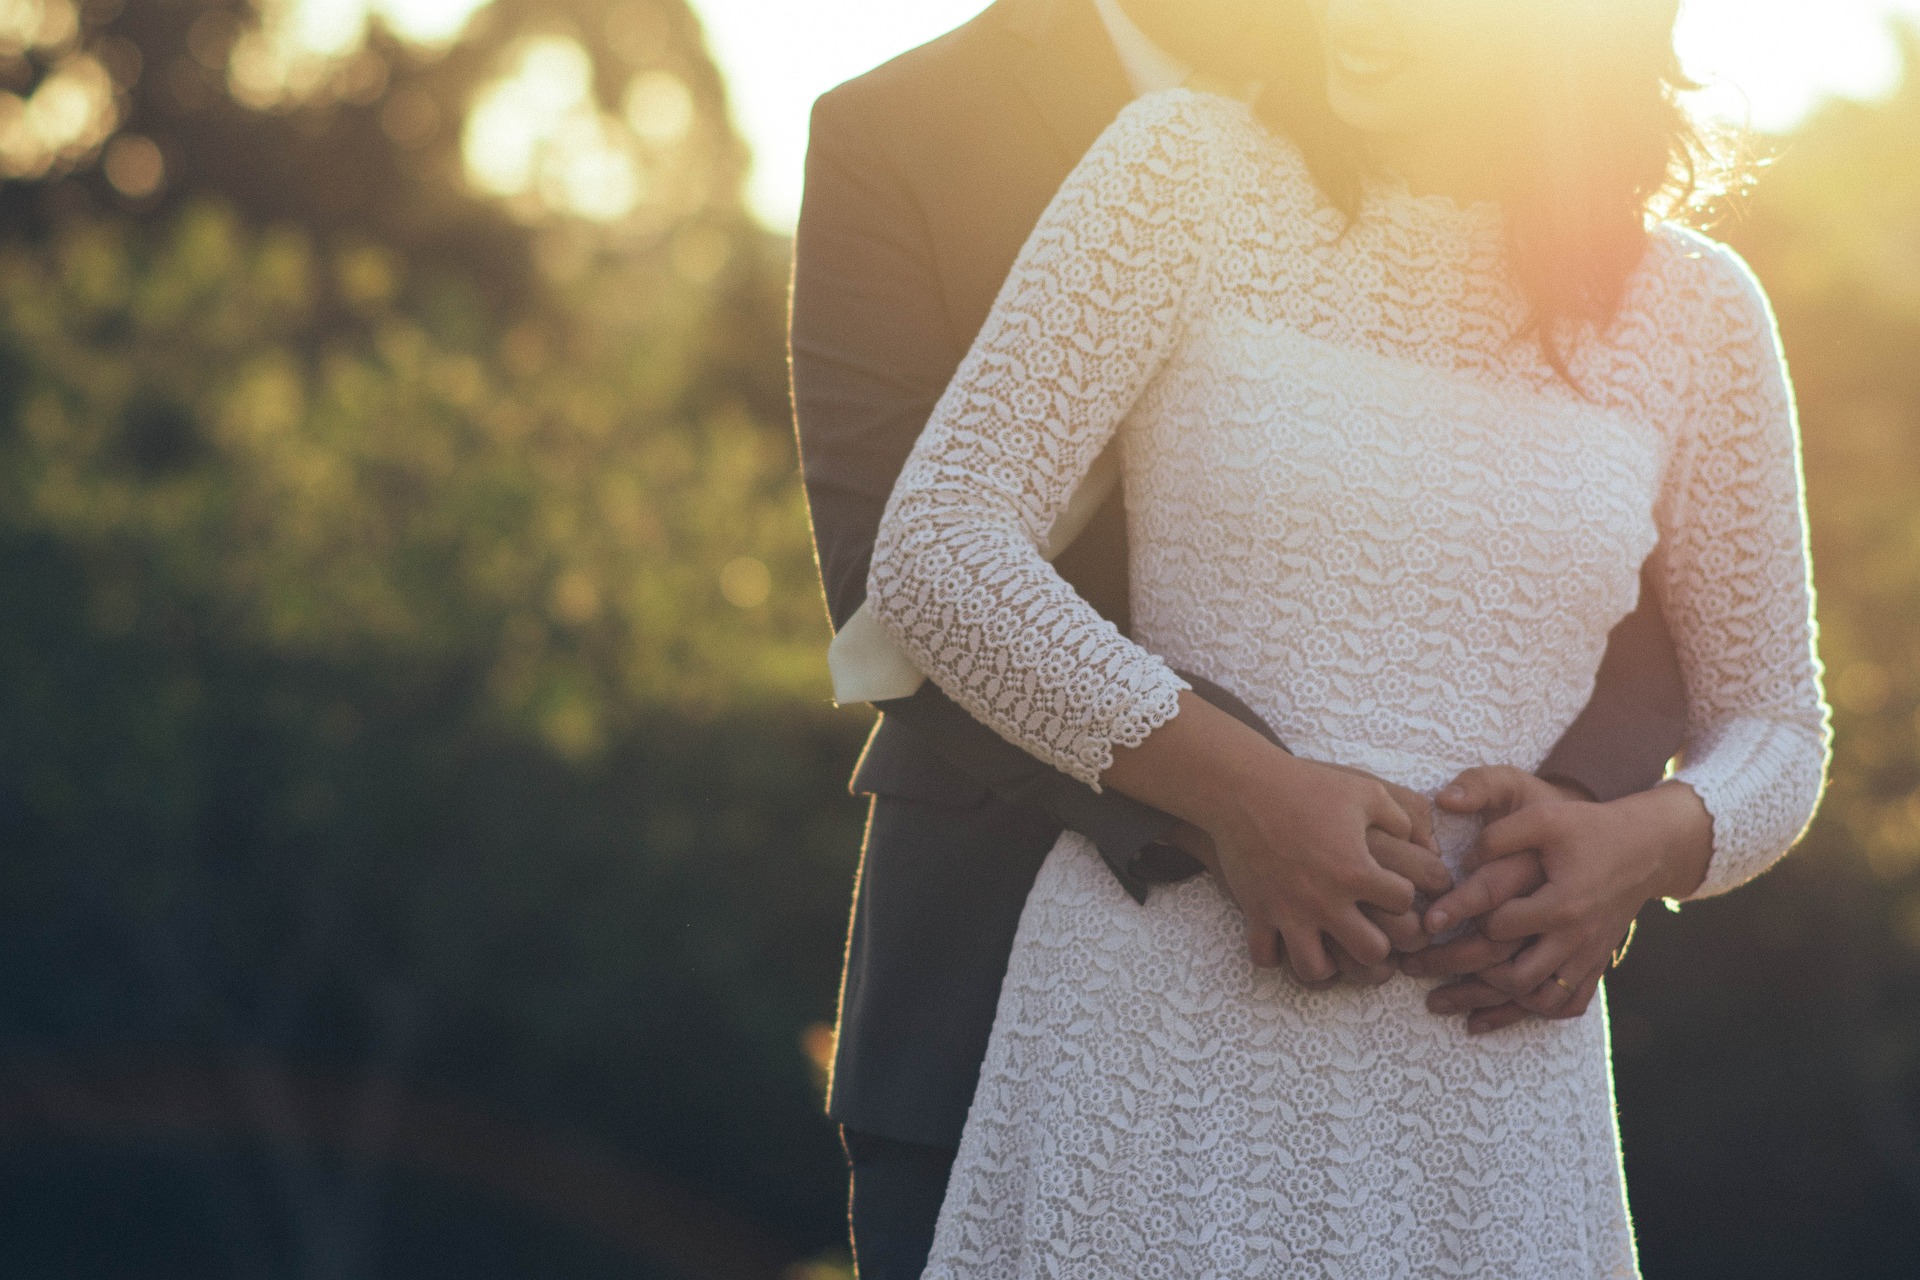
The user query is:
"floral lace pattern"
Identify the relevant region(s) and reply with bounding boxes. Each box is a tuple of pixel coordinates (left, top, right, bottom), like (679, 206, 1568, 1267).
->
(867, 90, 1831, 1278)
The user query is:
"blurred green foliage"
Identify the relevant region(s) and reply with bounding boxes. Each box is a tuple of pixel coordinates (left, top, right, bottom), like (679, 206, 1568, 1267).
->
(0, 195, 822, 755)
(0, 3, 1917, 1278)
(0, 2, 863, 1276)
(1736, 30, 1920, 912)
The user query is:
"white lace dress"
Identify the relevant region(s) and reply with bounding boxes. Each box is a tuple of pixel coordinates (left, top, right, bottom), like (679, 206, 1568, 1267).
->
(867, 89, 1830, 1280)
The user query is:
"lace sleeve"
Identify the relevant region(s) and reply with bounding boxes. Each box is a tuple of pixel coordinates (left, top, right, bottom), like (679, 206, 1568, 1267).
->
(866, 90, 1236, 788)
(1660, 237, 1832, 899)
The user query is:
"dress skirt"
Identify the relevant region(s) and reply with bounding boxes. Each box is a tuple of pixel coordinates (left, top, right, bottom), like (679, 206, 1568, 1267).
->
(922, 825, 1640, 1280)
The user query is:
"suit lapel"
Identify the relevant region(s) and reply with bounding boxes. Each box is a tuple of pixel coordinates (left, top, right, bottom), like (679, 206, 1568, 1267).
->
(999, 0, 1135, 165)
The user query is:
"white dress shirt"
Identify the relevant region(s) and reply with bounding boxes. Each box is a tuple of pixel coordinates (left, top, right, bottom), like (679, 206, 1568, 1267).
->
(1090, 0, 1191, 97)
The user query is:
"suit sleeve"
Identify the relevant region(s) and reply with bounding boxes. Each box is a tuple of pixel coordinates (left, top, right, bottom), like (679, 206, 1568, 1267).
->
(790, 85, 1200, 897)
(1534, 554, 1690, 803)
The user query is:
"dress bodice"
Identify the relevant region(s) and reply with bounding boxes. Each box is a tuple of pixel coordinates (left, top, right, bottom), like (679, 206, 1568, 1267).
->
(868, 88, 1828, 899)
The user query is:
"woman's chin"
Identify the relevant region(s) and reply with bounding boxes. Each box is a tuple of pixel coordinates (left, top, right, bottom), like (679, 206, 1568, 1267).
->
(1322, 78, 1414, 138)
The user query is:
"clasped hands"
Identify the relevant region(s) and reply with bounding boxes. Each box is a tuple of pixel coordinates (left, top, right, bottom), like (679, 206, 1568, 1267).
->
(1106, 692, 1714, 1035)
(1174, 761, 1712, 1032)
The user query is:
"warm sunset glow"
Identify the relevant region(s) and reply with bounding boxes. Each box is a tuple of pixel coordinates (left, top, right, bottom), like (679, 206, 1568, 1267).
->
(462, 34, 676, 223)
(234, 1, 704, 225)
(0, 51, 115, 178)
(275, 0, 491, 53)
(231, 0, 491, 107)
(0, 0, 80, 53)
(687, 0, 1920, 228)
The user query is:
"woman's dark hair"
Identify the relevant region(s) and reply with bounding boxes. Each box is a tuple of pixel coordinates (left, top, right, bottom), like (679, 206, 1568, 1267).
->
(1151, 0, 1739, 382)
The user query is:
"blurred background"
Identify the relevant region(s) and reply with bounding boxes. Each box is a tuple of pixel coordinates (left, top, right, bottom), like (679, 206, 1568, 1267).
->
(0, 1, 1915, 1276)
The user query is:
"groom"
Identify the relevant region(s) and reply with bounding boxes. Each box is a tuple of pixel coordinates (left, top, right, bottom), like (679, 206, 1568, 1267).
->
(790, 0, 1688, 1274)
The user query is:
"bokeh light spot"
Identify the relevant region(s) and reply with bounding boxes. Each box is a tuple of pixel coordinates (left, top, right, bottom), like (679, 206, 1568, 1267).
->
(463, 34, 654, 222)
(551, 569, 603, 626)
(624, 71, 694, 145)
(0, 0, 79, 56)
(0, 51, 116, 177)
(719, 557, 772, 609)
(103, 133, 165, 198)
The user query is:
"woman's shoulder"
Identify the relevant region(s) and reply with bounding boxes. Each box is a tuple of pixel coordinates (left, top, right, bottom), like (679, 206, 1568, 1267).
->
(1108, 86, 1261, 148)
(1635, 223, 1779, 342)
(1087, 88, 1323, 220)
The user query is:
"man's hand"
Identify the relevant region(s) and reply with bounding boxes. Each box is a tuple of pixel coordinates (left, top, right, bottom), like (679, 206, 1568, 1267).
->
(1409, 765, 1712, 1029)
(1400, 777, 1571, 1030)
(1399, 844, 1550, 1031)
(1105, 692, 1453, 982)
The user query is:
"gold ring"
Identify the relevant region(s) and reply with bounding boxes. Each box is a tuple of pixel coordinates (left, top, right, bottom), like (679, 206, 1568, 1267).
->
(1552, 975, 1575, 994)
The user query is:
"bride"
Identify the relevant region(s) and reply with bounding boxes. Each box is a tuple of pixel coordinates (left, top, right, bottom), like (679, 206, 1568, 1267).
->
(865, 0, 1830, 1275)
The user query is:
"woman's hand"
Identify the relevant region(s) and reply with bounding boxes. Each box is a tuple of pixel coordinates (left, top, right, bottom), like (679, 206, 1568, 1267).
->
(1174, 801, 1443, 990)
(1106, 692, 1454, 981)
(1416, 765, 1714, 1021)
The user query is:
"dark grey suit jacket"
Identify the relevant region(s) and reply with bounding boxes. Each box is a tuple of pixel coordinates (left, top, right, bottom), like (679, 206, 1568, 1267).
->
(789, 0, 1689, 1150)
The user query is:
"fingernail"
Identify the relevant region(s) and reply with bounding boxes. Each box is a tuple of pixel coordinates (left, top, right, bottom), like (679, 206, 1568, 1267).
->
(1427, 910, 1449, 933)
(1441, 785, 1464, 801)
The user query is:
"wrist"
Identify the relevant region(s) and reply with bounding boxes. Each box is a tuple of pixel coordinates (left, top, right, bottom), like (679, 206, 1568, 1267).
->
(1197, 736, 1308, 834)
(1618, 782, 1715, 901)
(1103, 689, 1300, 838)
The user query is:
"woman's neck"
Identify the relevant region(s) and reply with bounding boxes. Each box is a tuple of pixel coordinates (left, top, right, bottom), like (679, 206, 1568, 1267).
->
(1368, 126, 1510, 209)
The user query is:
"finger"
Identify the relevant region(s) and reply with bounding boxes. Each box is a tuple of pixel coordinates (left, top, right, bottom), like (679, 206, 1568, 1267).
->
(1425, 977, 1514, 1017)
(1436, 765, 1530, 816)
(1399, 931, 1524, 979)
(1361, 781, 1416, 841)
(1367, 829, 1453, 898)
(1246, 917, 1282, 970)
(1273, 932, 1336, 989)
(1560, 970, 1604, 1019)
(1467, 1002, 1532, 1036)
(1327, 907, 1393, 969)
(1471, 806, 1563, 870)
(1518, 960, 1608, 1019)
(1481, 882, 1577, 943)
(1479, 931, 1580, 998)
(1278, 921, 1334, 984)
(1422, 853, 1546, 935)
(1359, 867, 1420, 917)
(1325, 937, 1366, 985)
(1328, 936, 1396, 987)
(1385, 781, 1437, 852)
(1366, 904, 1430, 955)
(1515, 976, 1576, 1016)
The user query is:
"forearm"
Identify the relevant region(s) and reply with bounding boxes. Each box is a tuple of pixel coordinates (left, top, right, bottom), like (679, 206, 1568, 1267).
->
(1607, 780, 1715, 902)
(1654, 246, 1830, 899)
(867, 98, 1229, 790)
(882, 670, 1296, 895)
(1104, 690, 1287, 837)
(1536, 556, 1688, 803)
